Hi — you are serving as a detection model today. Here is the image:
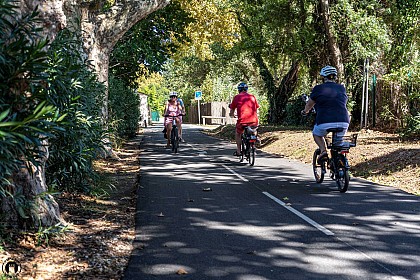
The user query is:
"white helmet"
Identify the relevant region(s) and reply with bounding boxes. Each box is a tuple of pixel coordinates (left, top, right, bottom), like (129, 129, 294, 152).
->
(320, 65, 337, 77)
(169, 91, 178, 97)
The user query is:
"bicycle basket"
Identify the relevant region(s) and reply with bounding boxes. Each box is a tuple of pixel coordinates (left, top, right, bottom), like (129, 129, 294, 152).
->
(326, 133, 358, 149)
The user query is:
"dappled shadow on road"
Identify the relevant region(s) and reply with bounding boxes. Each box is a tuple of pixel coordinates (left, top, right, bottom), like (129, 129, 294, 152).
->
(124, 125, 420, 280)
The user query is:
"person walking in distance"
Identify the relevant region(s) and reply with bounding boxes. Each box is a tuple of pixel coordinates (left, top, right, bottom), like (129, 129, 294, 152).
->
(229, 82, 260, 156)
(301, 65, 350, 162)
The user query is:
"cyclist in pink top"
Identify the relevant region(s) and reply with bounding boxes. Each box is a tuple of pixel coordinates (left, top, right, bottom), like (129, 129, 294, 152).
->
(229, 82, 260, 156)
(163, 92, 183, 148)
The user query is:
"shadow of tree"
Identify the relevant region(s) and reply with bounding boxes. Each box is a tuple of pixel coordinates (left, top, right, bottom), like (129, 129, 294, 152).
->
(352, 148, 420, 177)
(121, 124, 420, 280)
(259, 135, 280, 148)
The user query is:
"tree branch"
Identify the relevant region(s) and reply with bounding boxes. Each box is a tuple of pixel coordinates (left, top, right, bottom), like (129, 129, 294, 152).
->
(92, 0, 170, 48)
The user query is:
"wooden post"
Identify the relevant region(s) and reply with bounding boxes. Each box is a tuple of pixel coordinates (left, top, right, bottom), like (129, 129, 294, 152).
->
(361, 59, 366, 128)
(364, 59, 369, 127)
(198, 99, 201, 125)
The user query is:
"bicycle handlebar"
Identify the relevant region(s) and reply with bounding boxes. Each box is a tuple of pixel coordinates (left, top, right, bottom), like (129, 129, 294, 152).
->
(301, 93, 316, 116)
(164, 114, 185, 117)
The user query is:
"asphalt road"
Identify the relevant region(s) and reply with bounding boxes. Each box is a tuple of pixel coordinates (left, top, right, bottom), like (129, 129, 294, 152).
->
(124, 123, 420, 280)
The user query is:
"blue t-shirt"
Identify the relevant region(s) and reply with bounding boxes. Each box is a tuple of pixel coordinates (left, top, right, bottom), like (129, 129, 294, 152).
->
(177, 98, 184, 107)
(310, 82, 349, 125)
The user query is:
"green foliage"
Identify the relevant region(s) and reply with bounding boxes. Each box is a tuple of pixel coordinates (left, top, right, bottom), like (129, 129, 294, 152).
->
(0, 0, 62, 200)
(256, 96, 269, 124)
(44, 29, 107, 194)
(137, 72, 169, 112)
(35, 222, 69, 246)
(110, 2, 192, 86)
(332, 0, 391, 61)
(174, 0, 240, 59)
(282, 98, 315, 127)
(1, 0, 109, 202)
(403, 113, 420, 137)
(108, 76, 141, 142)
(382, 0, 420, 71)
(115, 0, 418, 130)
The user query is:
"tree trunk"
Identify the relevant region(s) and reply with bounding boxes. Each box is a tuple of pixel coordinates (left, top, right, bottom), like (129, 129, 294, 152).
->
(274, 61, 300, 122)
(80, 0, 170, 121)
(8, 0, 169, 228)
(252, 52, 277, 122)
(319, 0, 344, 80)
(2, 140, 64, 228)
(253, 52, 300, 124)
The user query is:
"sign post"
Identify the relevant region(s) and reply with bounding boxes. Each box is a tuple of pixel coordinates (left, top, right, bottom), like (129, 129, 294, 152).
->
(195, 91, 202, 124)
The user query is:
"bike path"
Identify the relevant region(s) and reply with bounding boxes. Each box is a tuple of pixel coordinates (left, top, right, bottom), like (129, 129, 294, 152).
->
(124, 124, 420, 280)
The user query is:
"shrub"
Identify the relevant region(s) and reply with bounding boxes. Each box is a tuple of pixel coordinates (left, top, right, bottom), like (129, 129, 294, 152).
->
(108, 75, 141, 142)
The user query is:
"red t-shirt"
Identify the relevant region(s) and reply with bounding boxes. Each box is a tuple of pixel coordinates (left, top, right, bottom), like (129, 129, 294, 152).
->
(230, 92, 259, 124)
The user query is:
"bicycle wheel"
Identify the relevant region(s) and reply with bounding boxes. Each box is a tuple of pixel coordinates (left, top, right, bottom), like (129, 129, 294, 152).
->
(312, 149, 325, 183)
(170, 128, 175, 151)
(171, 127, 179, 153)
(336, 155, 349, 192)
(240, 138, 246, 162)
(249, 144, 255, 166)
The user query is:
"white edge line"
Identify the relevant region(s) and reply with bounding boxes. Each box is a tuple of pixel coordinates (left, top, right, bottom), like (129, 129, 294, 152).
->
(222, 164, 249, 182)
(263, 191, 334, 236)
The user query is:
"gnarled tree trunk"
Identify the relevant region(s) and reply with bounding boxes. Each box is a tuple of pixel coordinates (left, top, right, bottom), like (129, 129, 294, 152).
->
(79, 0, 170, 120)
(253, 52, 300, 124)
(6, 0, 169, 228)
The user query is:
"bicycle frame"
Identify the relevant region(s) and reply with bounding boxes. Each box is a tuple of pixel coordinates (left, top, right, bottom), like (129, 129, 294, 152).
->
(240, 126, 258, 166)
(165, 114, 182, 153)
(313, 129, 357, 192)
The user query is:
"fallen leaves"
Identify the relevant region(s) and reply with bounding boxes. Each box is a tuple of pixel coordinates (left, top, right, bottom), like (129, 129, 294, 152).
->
(176, 268, 188, 275)
(3, 136, 141, 279)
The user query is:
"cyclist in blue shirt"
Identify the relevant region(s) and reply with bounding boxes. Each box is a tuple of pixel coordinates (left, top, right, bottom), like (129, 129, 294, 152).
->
(302, 65, 350, 162)
(177, 96, 185, 142)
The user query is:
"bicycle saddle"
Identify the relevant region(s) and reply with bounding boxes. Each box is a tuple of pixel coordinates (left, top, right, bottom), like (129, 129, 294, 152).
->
(245, 126, 258, 135)
(326, 127, 344, 133)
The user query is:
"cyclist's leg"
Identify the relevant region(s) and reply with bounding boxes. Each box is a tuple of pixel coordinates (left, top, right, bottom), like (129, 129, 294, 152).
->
(313, 122, 349, 156)
(177, 116, 184, 142)
(234, 122, 244, 155)
(315, 122, 349, 143)
(166, 123, 172, 147)
(312, 124, 328, 158)
(175, 117, 181, 139)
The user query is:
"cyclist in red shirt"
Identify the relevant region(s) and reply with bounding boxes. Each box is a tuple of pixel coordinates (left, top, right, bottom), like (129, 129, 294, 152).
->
(229, 82, 260, 156)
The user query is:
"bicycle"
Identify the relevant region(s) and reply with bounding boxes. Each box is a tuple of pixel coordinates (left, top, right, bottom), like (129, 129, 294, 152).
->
(239, 126, 258, 166)
(164, 114, 183, 153)
(301, 94, 357, 192)
(312, 128, 358, 192)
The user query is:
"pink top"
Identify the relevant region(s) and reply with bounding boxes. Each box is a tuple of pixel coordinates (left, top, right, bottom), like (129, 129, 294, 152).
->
(164, 101, 182, 125)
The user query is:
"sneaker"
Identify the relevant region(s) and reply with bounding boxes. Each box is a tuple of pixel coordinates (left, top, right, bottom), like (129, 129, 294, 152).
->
(233, 151, 242, 157)
(180, 138, 185, 143)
